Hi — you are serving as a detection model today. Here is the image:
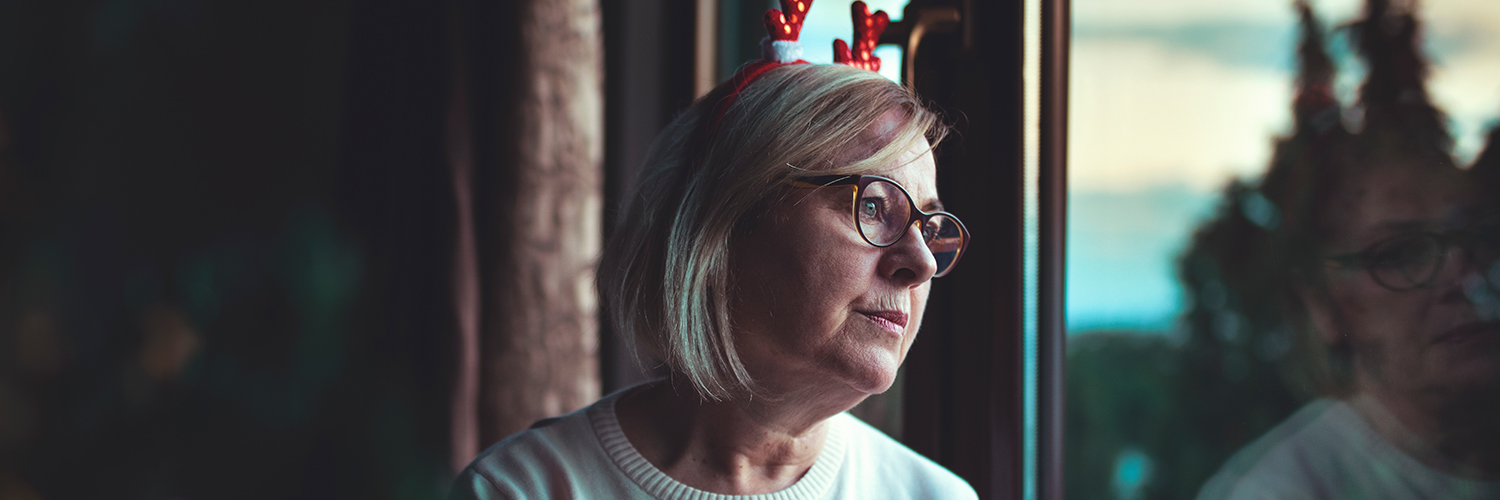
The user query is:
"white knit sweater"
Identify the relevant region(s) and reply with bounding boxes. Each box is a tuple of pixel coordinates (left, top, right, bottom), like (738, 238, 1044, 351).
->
(450, 382, 976, 500)
(1198, 398, 1500, 500)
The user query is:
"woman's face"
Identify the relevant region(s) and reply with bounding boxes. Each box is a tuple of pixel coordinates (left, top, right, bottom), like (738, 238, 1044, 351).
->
(728, 134, 940, 398)
(1311, 163, 1500, 400)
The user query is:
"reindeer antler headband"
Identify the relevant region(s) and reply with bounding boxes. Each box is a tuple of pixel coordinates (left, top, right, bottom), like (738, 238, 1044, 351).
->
(834, 2, 890, 71)
(707, 0, 893, 132)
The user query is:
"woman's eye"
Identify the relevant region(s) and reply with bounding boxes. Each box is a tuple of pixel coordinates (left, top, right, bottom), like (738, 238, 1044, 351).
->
(859, 198, 883, 220)
(1369, 248, 1410, 268)
(1368, 252, 1407, 269)
(1369, 238, 1437, 269)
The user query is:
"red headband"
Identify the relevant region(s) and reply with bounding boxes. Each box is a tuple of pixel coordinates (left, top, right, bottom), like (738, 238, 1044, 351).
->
(706, 0, 892, 134)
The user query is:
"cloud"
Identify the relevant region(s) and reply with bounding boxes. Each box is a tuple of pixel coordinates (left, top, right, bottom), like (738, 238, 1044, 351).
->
(1064, 0, 1500, 331)
(1069, 39, 1292, 192)
(1422, 2, 1500, 162)
(1075, 22, 1298, 71)
(1072, 0, 1362, 27)
(1070, 0, 1500, 187)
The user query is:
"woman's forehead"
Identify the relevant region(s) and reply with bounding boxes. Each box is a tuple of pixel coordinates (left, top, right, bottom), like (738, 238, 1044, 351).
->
(880, 141, 940, 208)
(1325, 165, 1475, 245)
(824, 110, 910, 168)
(814, 110, 941, 205)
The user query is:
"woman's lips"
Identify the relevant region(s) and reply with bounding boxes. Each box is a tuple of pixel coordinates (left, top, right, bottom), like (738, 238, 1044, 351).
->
(1433, 321, 1500, 345)
(860, 310, 909, 335)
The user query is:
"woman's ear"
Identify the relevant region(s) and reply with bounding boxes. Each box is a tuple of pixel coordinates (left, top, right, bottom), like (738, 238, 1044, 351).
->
(1297, 282, 1348, 347)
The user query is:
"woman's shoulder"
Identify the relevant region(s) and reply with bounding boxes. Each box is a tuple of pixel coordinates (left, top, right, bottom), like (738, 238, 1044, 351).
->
(450, 405, 601, 499)
(1198, 398, 1500, 500)
(830, 412, 978, 500)
(1195, 399, 1365, 499)
(449, 388, 648, 500)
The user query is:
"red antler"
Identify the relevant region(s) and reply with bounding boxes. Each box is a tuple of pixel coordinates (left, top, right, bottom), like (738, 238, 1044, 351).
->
(833, 1, 890, 72)
(765, 0, 813, 42)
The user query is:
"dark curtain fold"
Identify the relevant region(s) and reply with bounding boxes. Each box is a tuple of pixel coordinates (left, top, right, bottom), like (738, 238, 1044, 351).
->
(0, 0, 603, 496)
(448, 0, 605, 462)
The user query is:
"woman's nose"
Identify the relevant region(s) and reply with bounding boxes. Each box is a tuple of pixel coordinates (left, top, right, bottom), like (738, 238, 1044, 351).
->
(879, 220, 939, 286)
(1436, 244, 1496, 304)
(1445, 243, 1487, 281)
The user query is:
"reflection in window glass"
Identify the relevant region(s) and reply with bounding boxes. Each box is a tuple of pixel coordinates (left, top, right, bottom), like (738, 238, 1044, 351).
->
(1067, 0, 1500, 498)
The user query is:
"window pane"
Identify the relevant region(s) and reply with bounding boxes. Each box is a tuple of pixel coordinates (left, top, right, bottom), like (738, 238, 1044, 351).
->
(1066, 0, 1500, 499)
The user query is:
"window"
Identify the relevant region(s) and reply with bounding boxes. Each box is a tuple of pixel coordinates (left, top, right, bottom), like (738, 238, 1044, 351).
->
(1066, 1, 1500, 499)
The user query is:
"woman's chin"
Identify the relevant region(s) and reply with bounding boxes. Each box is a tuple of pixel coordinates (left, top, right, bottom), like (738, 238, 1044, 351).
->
(751, 342, 905, 399)
(856, 375, 898, 395)
(841, 354, 902, 395)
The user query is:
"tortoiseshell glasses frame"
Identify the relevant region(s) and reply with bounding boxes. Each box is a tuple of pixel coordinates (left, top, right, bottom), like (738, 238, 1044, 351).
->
(787, 174, 970, 278)
(1323, 216, 1500, 292)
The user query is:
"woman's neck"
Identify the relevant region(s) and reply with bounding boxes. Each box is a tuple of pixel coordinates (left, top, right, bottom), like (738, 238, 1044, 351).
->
(1352, 379, 1500, 479)
(615, 378, 864, 495)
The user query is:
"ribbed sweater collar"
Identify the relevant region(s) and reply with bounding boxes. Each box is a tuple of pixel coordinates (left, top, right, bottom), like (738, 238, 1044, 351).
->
(588, 385, 847, 500)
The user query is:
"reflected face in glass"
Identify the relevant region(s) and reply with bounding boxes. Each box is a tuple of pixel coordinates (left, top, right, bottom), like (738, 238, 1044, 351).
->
(1314, 164, 1500, 394)
(728, 135, 940, 398)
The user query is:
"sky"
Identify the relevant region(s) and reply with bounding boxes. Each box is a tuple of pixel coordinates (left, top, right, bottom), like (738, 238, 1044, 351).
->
(790, 0, 908, 82)
(1067, 0, 1500, 332)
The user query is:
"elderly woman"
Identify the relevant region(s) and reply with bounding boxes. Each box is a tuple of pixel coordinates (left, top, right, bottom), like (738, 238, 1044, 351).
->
(1196, 3, 1500, 498)
(450, 2, 976, 498)
(1198, 139, 1500, 500)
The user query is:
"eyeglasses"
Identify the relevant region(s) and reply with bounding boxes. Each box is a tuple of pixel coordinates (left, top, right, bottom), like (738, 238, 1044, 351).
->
(787, 174, 971, 278)
(1323, 219, 1500, 291)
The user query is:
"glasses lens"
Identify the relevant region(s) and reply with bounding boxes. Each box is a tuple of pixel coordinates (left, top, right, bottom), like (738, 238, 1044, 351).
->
(925, 214, 964, 276)
(857, 179, 912, 246)
(1474, 222, 1500, 265)
(1369, 234, 1444, 290)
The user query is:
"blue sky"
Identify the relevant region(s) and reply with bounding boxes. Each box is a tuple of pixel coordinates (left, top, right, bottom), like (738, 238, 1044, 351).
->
(796, 0, 908, 82)
(1067, 0, 1500, 333)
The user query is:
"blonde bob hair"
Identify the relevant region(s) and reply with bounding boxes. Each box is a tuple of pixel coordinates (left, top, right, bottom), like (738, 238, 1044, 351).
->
(598, 63, 948, 401)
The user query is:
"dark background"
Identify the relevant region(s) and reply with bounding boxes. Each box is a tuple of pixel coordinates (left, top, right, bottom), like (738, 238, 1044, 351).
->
(0, 0, 782, 497)
(0, 1, 464, 498)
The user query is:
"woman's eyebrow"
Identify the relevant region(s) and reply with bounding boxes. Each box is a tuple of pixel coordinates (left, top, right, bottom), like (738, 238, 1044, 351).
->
(923, 199, 945, 212)
(1356, 220, 1433, 243)
(1372, 219, 1432, 233)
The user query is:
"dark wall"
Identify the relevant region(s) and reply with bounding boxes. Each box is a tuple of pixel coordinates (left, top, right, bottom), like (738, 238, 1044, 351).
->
(598, 0, 696, 394)
(0, 1, 459, 498)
